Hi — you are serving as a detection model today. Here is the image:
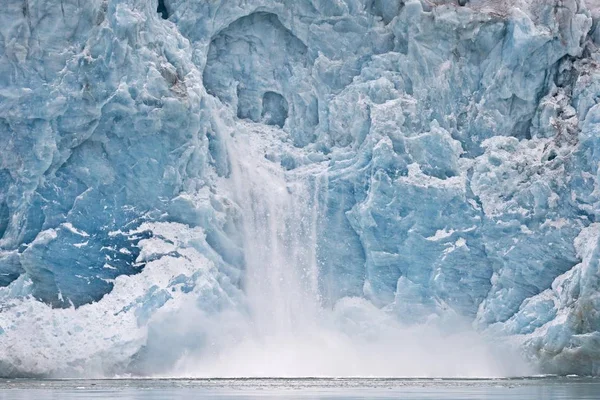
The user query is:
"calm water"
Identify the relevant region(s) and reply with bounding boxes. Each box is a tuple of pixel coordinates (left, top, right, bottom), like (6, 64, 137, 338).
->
(1, 377, 599, 399)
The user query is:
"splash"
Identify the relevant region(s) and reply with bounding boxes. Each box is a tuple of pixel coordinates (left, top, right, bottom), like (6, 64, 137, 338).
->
(168, 121, 531, 379)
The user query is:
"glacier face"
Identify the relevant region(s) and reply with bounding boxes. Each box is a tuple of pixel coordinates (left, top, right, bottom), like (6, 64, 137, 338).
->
(1, 0, 600, 377)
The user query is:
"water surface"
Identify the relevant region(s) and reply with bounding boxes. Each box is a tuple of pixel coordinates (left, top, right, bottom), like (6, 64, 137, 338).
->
(1, 377, 599, 399)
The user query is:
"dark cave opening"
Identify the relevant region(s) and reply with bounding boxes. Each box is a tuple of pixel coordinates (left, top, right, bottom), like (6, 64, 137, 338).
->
(157, 0, 169, 19)
(262, 91, 289, 128)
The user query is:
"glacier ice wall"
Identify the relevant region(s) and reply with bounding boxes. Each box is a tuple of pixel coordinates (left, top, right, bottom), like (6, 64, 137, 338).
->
(1, 0, 600, 377)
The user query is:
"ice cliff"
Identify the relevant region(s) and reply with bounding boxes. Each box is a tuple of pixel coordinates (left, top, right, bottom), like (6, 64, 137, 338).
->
(1, 0, 600, 377)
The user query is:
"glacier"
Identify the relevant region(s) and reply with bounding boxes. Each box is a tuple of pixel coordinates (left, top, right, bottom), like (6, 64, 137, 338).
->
(0, 0, 600, 377)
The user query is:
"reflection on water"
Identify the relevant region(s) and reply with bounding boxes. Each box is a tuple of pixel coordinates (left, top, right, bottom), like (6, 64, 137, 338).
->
(0, 377, 599, 399)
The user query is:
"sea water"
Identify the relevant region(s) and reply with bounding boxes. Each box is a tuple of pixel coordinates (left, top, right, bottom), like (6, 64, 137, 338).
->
(1, 378, 599, 399)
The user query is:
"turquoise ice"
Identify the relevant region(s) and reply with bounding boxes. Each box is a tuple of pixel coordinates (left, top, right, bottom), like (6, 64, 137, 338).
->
(0, 0, 599, 377)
